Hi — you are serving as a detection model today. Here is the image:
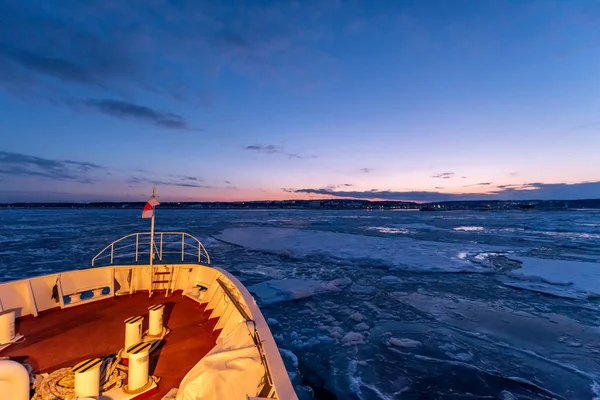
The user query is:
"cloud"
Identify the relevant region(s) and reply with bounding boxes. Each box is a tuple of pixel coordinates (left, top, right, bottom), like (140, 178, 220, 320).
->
(244, 144, 281, 154)
(0, 0, 350, 100)
(431, 172, 454, 179)
(0, 151, 103, 183)
(243, 144, 313, 159)
(127, 176, 210, 188)
(286, 180, 600, 201)
(0, 45, 98, 85)
(360, 168, 372, 173)
(463, 182, 491, 187)
(325, 183, 354, 190)
(80, 99, 191, 130)
(170, 174, 199, 182)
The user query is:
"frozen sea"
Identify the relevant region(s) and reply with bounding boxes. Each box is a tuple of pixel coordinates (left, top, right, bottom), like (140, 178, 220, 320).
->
(1, 208, 600, 399)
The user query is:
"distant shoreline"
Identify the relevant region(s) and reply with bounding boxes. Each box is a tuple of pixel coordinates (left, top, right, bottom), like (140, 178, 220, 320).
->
(1, 199, 599, 211)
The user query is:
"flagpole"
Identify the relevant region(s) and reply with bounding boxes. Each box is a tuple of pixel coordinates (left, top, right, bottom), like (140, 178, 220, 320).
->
(149, 187, 156, 266)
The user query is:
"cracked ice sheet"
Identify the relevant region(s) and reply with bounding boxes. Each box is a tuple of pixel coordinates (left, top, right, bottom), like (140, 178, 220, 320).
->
(216, 227, 508, 273)
(392, 292, 600, 393)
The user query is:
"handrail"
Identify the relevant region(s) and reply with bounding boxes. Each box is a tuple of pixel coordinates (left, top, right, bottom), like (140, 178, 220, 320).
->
(91, 232, 210, 266)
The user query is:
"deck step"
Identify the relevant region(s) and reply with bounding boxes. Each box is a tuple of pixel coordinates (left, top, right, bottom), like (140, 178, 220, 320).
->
(152, 280, 170, 284)
(154, 271, 171, 275)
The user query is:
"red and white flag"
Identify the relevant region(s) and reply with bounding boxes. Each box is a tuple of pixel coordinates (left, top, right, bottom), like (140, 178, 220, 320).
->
(142, 196, 160, 219)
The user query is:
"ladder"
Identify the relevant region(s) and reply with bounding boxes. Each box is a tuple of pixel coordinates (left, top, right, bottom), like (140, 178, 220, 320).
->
(149, 265, 176, 298)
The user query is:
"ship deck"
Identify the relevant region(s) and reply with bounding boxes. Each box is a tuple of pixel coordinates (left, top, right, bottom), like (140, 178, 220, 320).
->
(2, 292, 218, 399)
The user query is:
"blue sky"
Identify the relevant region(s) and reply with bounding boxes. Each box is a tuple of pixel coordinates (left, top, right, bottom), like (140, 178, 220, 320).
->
(1, 0, 599, 202)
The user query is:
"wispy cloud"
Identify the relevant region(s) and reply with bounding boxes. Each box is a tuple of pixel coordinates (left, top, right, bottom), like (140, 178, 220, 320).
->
(360, 168, 372, 173)
(127, 176, 210, 188)
(0, 45, 98, 85)
(463, 182, 491, 187)
(431, 172, 454, 179)
(80, 99, 191, 130)
(243, 144, 313, 159)
(0, 151, 103, 183)
(244, 144, 281, 154)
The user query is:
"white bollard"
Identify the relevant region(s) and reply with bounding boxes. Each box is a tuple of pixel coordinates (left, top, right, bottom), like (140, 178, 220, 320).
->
(125, 341, 152, 393)
(0, 309, 16, 345)
(0, 360, 29, 400)
(73, 357, 102, 399)
(148, 304, 165, 336)
(124, 316, 143, 357)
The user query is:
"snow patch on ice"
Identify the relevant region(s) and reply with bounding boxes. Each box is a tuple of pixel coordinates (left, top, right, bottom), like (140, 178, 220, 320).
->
(349, 312, 365, 322)
(504, 257, 600, 298)
(342, 332, 365, 346)
(500, 390, 516, 400)
(453, 226, 484, 231)
(388, 337, 422, 348)
(280, 348, 299, 368)
(367, 226, 409, 234)
(248, 277, 352, 305)
(591, 380, 600, 400)
(354, 322, 370, 331)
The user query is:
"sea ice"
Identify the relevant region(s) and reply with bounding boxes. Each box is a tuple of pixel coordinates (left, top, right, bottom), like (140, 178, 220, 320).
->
(248, 277, 352, 305)
(349, 312, 365, 322)
(388, 337, 422, 348)
(216, 227, 508, 273)
(505, 257, 600, 298)
(354, 322, 370, 331)
(341, 332, 365, 346)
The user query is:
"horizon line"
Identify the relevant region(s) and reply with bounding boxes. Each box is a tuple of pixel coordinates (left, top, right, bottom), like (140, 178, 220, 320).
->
(2, 197, 600, 205)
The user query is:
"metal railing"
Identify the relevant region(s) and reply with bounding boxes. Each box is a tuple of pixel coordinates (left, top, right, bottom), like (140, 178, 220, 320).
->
(92, 232, 210, 267)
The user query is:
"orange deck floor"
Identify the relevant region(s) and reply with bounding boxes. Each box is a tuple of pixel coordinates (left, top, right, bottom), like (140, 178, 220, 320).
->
(2, 292, 218, 399)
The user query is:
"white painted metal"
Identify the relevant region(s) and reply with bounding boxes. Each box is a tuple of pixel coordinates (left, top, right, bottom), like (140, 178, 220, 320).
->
(0, 360, 29, 400)
(149, 210, 155, 267)
(127, 345, 150, 392)
(0, 309, 16, 344)
(74, 361, 101, 399)
(124, 318, 143, 357)
(148, 306, 164, 336)
(91, 232, 210, 267)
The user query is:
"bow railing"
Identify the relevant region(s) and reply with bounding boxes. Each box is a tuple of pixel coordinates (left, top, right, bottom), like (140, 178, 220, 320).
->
(91, 232, 210, 267)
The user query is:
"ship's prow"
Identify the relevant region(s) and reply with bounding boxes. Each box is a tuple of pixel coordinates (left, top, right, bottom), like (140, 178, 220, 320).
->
(0, 231, 297, 399)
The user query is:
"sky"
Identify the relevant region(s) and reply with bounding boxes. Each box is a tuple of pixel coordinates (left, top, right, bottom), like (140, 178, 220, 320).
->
(1, 0, 600, 202)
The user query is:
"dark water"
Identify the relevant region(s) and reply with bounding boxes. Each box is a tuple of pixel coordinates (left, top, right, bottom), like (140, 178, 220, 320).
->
(1, 209, 600, 399)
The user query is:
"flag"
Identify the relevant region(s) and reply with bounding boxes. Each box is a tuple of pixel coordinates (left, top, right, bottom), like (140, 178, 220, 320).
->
(142, 196, 160, 218)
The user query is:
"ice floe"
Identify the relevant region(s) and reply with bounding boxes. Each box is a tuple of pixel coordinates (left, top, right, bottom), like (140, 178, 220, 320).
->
(503, 257, 600, 299)
(216, 227, 508, 273)
(248, 277, 352, 305)
(388, 337, 422, 348)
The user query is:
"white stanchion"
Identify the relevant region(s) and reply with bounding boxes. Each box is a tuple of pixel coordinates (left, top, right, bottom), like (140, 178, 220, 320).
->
(0, 309, 16, 345)
(0, 360, 29, 400)
(73, 357, 102, 399)
(125, 342, 152, 393)
(124, 316, 143, 358)
(148, 304, 165, 336)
